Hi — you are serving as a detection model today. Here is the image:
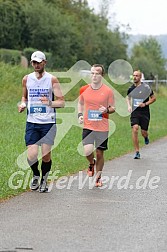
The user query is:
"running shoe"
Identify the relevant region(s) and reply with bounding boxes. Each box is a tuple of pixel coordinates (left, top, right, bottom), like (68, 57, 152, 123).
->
(95, 177, 103, 187)
(30, 176, 40, 190)
(134, 152, 140, 159)
(144, 137, 149, 145)
(39, 179, 48, 193)
(87, 158, 96, 177)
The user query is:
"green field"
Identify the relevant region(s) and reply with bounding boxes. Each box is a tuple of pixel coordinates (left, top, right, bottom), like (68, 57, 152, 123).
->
(0, 62, 167, 200)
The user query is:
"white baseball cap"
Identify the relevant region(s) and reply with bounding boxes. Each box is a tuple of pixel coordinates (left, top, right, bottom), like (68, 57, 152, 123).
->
(31, 51, 46, 63)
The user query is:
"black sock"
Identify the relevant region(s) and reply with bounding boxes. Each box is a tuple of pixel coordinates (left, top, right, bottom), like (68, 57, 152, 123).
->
(41, 160, 52, 181)
(27, 159, 40, 177)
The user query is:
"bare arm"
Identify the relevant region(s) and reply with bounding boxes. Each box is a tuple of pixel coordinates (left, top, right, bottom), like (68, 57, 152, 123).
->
(78, 100, 84, 124)
(138, 94, 156, 108)
(52, 76, 65, 108)
(126, 95, 132, 113)
(40, 76, 65, 108)
(99, 90, 115, 114)
(78, 100, 84, 114)
(18, 75, 28, 113)
(145, 94, 156, 106)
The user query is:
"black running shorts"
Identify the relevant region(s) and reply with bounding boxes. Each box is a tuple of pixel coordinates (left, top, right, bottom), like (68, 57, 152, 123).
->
(82, 129, 108, 150)
(130, 111, 150, 131)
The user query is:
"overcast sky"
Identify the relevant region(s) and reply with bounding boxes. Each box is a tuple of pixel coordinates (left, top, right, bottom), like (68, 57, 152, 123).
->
(87, 0, 167, 35)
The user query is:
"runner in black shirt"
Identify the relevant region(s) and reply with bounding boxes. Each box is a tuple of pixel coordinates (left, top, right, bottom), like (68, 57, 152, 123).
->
(127, 70, 156, 159)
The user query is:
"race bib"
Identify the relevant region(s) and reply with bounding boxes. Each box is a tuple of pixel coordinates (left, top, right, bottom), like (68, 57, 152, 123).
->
(88, 110, 102, 121)
(30, 105, 46, 114)
(133, 98, 144, 107)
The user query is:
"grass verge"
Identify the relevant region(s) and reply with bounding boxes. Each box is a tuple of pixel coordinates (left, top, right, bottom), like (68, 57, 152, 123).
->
(0, 63, 166, 199)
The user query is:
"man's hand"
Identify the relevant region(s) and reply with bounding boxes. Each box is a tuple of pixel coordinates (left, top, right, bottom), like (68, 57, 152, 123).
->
(99, 105, 107, 114)
(40, 95, 49, 105)
(139, 102, 146, 108)
(18, 102, 26, 113)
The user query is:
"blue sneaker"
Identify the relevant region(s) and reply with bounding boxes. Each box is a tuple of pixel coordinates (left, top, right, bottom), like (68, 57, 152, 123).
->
(144, 137, 149, 145)
(134, 152, 140, 159)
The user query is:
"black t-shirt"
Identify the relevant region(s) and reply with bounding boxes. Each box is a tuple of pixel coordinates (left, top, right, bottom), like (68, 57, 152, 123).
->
(127, 83, 154, 113)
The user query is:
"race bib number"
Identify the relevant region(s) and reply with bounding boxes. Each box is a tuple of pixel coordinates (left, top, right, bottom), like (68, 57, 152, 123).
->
(88, 110, 102, 121)
(30, 105, 46, 114)
(133, 98, 144, 107)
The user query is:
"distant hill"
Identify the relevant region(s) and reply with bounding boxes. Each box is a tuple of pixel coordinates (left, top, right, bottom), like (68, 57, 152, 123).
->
(127, 34, 167, 58)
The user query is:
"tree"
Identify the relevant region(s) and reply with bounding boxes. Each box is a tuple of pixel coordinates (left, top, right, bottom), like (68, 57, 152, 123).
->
(129, 37, 167, 79)
(98, 0, 113, 19)
(0, 0, 28, 49)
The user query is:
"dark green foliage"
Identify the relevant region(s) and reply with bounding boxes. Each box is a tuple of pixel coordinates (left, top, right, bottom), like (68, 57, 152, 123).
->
(0, 0, 29, 49)
(0, 0, 127, 70)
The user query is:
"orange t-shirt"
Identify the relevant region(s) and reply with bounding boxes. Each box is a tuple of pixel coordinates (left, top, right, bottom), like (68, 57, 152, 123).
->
(79, 84, 114, 131)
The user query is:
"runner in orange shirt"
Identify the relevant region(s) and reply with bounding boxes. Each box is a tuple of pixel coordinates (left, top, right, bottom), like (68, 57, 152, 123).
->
(78, 64, 115, 187)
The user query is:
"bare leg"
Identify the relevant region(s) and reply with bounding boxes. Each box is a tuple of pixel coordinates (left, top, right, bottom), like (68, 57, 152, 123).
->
(27, 144, 39, 162)
(95, 149, 104, 178)
(132, 124, 139, 152)
(84, 144, 94, 164)
(41, 143, 52, 162)
(141, 129, 148, 138)
(27, 144, 39, 176)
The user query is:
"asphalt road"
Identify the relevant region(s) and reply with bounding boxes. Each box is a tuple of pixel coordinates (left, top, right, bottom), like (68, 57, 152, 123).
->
(0, 137, 167, 252)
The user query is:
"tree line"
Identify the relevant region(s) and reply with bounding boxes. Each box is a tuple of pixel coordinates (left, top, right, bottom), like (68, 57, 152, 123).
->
(0, 0, 127, 70)
(0, 0, 166, 78)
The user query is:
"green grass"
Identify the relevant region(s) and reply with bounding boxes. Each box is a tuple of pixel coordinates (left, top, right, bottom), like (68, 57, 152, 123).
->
(0, 62, 166, 200)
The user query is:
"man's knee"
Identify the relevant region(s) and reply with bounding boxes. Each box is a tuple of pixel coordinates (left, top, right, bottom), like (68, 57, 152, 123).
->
(84, 144, 94, 157)
(27, 145, 38, 161)
(42, 153, 51, 162)
(132, 124, 139, 133)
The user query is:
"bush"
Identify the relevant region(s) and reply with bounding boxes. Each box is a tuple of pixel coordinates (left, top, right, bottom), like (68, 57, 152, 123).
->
(0, 48, 21, 65)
